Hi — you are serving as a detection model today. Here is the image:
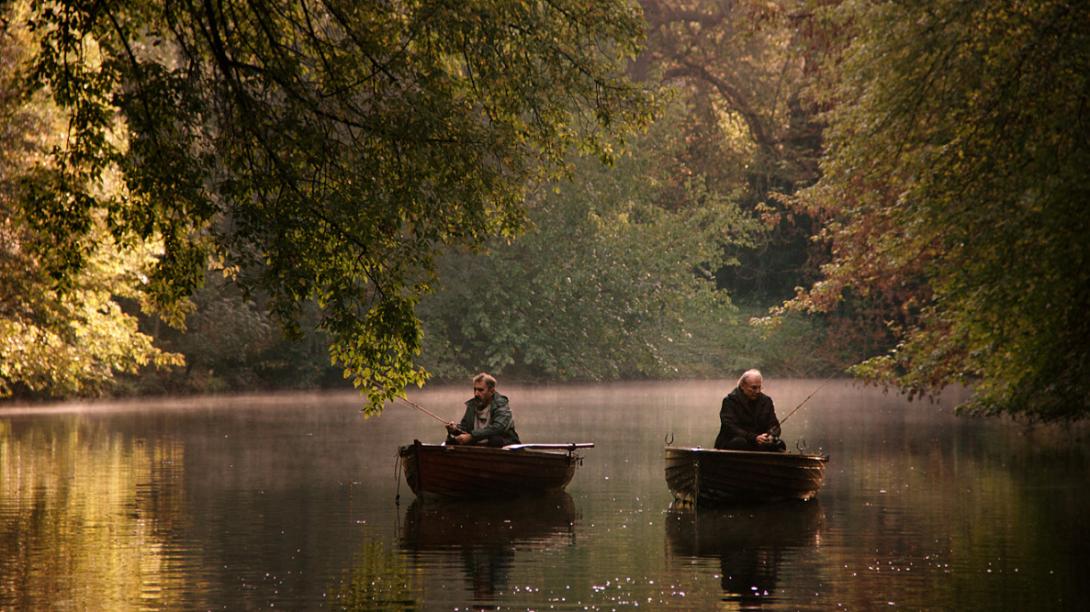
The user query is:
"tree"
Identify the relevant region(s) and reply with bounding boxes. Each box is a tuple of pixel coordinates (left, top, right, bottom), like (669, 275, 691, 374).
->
(13, 0, 653, 410)
(638, 0, 827, 302)
(135, 272, 346, 394)
(417, 100, 760, 381)
(1, 3, 181, 398)
(780, 0, 1090, 420)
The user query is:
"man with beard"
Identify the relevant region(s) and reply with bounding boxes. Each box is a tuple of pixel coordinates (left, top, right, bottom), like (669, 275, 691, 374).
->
(446, 372, 521, 447)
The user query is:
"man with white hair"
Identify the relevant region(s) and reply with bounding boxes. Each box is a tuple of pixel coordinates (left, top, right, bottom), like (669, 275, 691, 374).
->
(714, 369, 786, 451)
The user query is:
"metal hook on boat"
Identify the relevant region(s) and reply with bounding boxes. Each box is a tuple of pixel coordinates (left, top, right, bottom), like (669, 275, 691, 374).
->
(795, 438, 809, 452)
(665, 432, 674, 446)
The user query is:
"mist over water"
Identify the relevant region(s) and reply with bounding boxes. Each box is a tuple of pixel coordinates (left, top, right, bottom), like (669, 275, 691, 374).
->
(2, 380, 1087, 609)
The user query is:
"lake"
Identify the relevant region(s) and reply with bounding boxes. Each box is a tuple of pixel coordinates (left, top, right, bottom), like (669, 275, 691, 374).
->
(1, 380, 1087, 610)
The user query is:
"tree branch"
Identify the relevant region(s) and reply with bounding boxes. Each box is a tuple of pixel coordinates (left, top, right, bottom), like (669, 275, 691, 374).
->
(664, 61, 773, 151)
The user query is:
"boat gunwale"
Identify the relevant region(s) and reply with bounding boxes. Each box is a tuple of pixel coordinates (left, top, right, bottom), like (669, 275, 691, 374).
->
(400, 442, 584, 461)
(664, 446, 829, 463)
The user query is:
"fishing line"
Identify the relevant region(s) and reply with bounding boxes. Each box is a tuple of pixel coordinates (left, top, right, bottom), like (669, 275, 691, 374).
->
(779, 373, 842, 426)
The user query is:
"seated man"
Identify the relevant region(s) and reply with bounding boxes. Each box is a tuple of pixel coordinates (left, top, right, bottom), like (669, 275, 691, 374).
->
(446, 372, 521, 447)
(714, 369, 786, 452)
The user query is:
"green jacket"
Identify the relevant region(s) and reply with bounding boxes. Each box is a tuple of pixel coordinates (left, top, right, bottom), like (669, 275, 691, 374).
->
(451, 393, 521, 446)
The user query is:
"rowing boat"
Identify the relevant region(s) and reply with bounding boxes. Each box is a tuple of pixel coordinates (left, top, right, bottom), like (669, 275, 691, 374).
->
(664, 446, 828, 506)
(398, 440, 592, 499)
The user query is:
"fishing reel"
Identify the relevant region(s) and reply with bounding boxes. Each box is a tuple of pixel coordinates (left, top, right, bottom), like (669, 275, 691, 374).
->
(765, 435, 787, 452)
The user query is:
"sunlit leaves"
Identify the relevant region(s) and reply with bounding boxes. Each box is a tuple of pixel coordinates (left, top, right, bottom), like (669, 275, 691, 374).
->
(13, 0, 652, 411)
(1, 5, 181, 398)
(0, 216, 184, 397)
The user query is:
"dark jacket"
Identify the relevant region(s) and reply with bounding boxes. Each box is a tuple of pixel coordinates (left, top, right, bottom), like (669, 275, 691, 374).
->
(715, 387, 781, 449)
(450, 393, 521, 446)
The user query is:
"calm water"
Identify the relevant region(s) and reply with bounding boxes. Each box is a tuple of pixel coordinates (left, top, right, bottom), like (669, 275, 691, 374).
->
(1, 380, 1087, 610)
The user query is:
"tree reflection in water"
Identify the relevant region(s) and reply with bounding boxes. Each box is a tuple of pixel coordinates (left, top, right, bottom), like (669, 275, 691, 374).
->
(665, 500, 823, 607)
(399, 492, 576, 605)
(332, 529, 417, 611)
(0, 419, 190, 609)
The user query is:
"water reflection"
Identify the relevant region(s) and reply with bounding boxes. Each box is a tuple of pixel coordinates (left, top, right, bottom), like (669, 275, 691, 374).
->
(399, 493, 576, 604)
(3, 383, 1087, 609)
(0, 418, 193, 610)
(332, 528, 417, 611)
(665, 501, 823, 607)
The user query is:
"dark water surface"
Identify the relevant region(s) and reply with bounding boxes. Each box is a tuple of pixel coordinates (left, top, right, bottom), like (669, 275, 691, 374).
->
(2, 381, 1087, 610)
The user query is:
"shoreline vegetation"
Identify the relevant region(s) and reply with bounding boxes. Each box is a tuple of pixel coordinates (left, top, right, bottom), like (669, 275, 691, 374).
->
(3, 296, 857, 404)
(2, 1, 1086, 421)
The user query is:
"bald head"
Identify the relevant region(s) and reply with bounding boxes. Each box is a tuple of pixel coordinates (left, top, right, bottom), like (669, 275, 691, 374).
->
(738, 369, 763, 400)
(738, 369, 762, 386)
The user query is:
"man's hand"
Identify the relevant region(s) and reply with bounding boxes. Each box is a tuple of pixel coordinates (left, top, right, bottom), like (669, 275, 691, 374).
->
(454, 433, 473, 445)
(756, 433, 774, 445)
(446, 421, 459, 434)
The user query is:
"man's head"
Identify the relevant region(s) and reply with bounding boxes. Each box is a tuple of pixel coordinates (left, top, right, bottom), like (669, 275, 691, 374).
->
(738, 369, 763, 400)
(472, 372, 497, 405)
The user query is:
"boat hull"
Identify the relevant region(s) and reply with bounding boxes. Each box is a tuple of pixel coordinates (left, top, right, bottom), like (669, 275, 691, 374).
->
(398, 441, 579, 499)
(665, 446, 827, 506)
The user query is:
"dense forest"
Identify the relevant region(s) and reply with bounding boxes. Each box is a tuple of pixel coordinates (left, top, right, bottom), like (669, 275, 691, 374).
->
(1, 0, 1087, 421)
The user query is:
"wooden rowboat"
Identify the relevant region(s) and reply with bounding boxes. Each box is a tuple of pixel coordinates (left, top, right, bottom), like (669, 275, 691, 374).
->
(665, 446, 828, 506)
(398, 440, 592, 499)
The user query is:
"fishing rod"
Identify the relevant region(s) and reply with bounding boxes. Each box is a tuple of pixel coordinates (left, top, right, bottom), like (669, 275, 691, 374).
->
(392, 395, 467, 435)
(765, 375, 839, 451)
(778, 374, 841, 426)
(393, 395, 446, 424)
